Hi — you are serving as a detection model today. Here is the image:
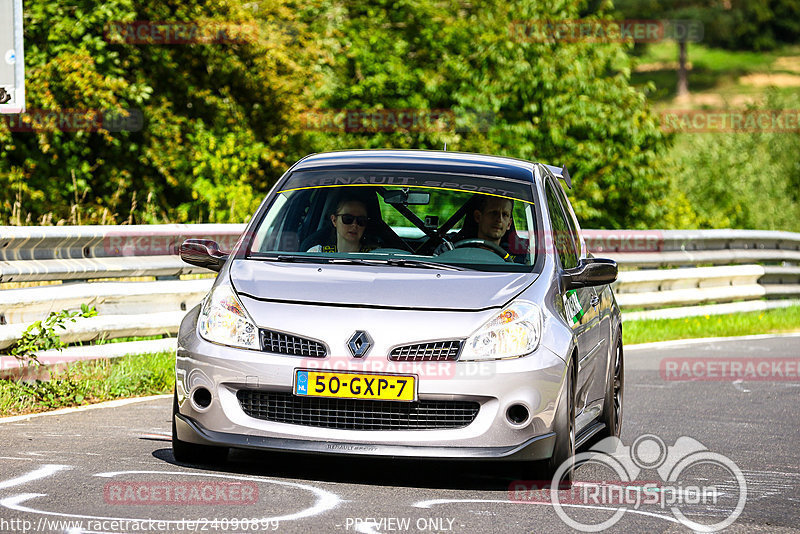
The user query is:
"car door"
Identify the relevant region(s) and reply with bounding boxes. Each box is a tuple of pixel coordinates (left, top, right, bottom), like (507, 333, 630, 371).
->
(544, 180, 598, 422)
(552, 179, 609, 417)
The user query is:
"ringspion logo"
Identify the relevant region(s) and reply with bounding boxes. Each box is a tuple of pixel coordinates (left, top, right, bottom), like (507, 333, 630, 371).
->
(510, 434, 747, 532)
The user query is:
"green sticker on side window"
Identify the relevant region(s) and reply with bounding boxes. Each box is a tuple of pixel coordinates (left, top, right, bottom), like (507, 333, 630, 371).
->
(563, 289, 584, 324)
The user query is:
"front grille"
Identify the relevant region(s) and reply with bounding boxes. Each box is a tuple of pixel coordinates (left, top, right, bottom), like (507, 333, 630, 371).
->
(237, 390, 479, 430)
(389, 340, 462, 361)
(260, 329, 326, 358)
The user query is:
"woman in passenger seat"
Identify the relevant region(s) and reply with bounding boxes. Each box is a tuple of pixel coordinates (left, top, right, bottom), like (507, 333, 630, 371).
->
(306, 197, 375, 253)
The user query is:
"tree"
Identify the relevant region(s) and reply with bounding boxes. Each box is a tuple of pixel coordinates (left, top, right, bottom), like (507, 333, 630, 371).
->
(0, 0, 318, 224)
(306, 0, 674, 228)
(615, 0, 718, 98)
(617, 0, 800, 99)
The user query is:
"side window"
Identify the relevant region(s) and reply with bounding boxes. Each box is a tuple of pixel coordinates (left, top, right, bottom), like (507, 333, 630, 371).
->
(545, 182, 578, 269)
(552, 180, 582, 257)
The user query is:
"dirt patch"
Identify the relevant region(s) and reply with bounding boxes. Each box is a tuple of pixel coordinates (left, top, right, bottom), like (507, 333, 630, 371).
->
(773, 56, 800, 73)
(670, 92, 761, 108)
(635, 61, 693, 73)
(739, 73, 800, 87)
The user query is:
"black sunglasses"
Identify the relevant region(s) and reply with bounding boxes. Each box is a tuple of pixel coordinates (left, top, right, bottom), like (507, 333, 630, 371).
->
(335, 213, 369, 226)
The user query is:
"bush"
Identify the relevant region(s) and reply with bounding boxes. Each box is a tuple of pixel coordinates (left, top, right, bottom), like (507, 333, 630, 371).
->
(669, 91, 800, 231)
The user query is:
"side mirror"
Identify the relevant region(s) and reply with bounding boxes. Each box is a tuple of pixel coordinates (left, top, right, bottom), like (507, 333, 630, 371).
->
(561, 258, 617, 290)
(180, 239, 229, 272)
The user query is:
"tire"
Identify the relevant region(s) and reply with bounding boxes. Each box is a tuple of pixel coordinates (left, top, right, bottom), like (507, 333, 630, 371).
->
(542, 357, 577, 486)
(172, 389, 228, 464)
(597, 335, 624, 440)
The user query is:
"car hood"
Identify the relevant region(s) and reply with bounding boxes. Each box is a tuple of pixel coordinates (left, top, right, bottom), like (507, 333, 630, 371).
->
(229, 259, 535, 310)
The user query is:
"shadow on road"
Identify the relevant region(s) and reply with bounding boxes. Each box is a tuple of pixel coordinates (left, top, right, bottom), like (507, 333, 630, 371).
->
(152, 447, 537, 491)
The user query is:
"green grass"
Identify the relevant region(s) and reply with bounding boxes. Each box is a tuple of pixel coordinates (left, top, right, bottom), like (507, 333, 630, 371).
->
(637, 42, 789, 73)
(624, 304, 800, 345)
(81, 334, 169, 346)
(0, 351, 174, 417)
(631, 42, 800, 103)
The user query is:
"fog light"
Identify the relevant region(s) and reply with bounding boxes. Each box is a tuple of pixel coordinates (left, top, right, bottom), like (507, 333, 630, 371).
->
(192, 387, 212, 409)
(506, 404, 530, 426)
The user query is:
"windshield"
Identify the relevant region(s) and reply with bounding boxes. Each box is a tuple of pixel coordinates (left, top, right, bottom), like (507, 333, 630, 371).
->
(247, 170, 539, 272)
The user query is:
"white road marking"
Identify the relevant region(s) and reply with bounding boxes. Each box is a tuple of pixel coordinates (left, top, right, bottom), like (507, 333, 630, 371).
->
(0, 464, 71, 490)
(626, 332, 800, 351)
(0, 395, 171, 424)
(355, 521, 382, 534)
(732, 379, 751, 393)
(413, 498, 682, 525)
(0, 456, 34, 461)
(0, 470, 341, 526)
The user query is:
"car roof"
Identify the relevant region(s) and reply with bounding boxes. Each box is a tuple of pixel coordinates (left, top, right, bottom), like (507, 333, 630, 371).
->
(292, 149, 539, 183)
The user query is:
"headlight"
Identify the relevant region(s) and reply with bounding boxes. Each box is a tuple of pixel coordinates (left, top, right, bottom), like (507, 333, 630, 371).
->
(198, 284, 259, 350)
(460, 300, 542, 361)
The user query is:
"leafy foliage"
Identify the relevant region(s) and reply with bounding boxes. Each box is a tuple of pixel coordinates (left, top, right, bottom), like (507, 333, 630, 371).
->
(6, 304, 98, 364)
(306, 0, 674, 228)
(0, 0, 318, 224)
(6, 0, 793, 231)
(669, 91, 800, 231)
(615, 0, 800, 51)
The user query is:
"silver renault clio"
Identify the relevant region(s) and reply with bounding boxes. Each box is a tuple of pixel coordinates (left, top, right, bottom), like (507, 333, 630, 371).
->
(173, 149, 623, 481)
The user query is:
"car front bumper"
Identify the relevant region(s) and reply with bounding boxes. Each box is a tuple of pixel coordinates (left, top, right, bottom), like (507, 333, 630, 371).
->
(175, 305, 569, 461)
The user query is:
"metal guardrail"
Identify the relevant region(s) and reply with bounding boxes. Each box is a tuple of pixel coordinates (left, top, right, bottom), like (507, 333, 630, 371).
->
(1, 225, 799, 353)
(583, 229, 800, 267)
(0, 224, 246, 283)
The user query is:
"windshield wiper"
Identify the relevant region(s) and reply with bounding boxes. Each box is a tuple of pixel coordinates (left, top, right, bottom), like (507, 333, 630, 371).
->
(252, 254, 464, 271)
(379, 258, 466, 271)
(250, 254, 333, 263)
(256, 254, 379, 266)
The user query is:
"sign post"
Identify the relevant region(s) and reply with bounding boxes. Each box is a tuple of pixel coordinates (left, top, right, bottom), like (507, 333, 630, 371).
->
(0, 0, 25, 113)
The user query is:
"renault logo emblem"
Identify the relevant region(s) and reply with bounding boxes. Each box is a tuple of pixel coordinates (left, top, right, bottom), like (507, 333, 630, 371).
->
(347, 331, 372, 359)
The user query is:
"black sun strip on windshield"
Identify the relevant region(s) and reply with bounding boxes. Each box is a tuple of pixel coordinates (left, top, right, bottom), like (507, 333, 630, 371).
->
(277, 184, 535, 205)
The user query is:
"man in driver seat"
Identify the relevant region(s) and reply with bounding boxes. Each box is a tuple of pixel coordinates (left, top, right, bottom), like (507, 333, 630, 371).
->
(440, 194, 521, 262)
(473, 196, 513, 249)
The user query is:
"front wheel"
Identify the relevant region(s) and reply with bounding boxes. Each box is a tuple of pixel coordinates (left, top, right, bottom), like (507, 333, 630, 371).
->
(172, 389, 228, 464)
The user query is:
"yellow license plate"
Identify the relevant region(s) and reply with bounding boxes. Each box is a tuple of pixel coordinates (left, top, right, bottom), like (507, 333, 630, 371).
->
(294, 370, 416, 402)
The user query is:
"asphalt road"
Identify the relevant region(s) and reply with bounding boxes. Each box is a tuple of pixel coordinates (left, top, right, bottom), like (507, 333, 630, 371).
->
(1, 334, 798, 534)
